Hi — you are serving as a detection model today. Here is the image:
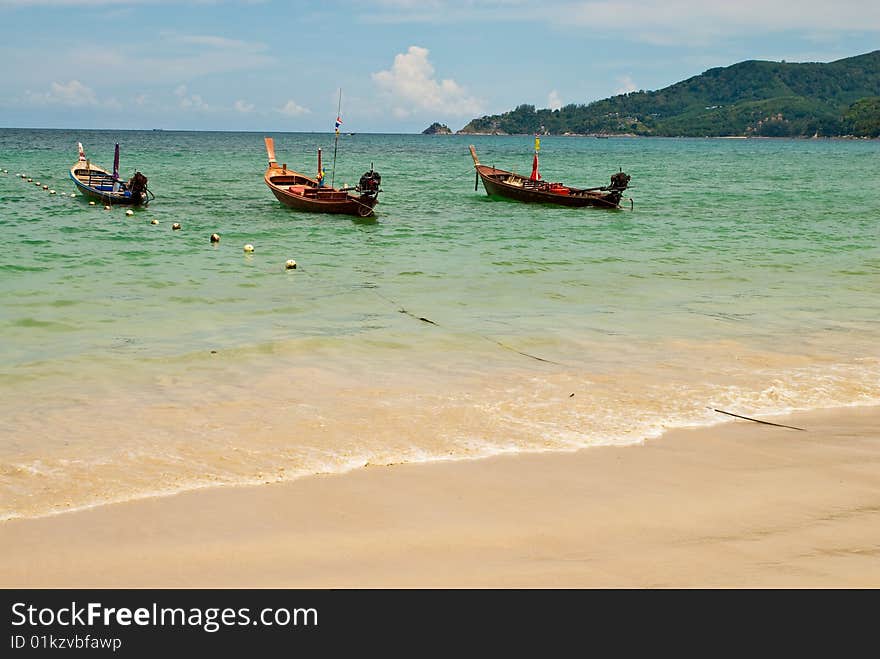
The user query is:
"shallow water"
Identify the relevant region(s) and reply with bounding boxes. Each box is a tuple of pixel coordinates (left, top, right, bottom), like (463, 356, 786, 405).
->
(1, 129, 878, 519)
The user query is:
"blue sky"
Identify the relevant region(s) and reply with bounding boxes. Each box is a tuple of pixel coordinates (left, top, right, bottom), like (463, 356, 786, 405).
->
(1, 0, 878, 132)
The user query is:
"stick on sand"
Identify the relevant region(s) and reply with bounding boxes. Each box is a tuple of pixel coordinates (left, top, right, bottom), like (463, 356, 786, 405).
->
(713, 408, 806, 431)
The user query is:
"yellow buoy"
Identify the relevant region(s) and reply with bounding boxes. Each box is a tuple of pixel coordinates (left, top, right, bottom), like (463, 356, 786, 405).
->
(210, 233, 220, 243)
(89, 201, 96, 206)
(104, 205, 111, 210)
(150, 219, 159, 225)
(243, 244, 255, 253)
(172, 222, 181, 230)
(285, 259, 297, 270)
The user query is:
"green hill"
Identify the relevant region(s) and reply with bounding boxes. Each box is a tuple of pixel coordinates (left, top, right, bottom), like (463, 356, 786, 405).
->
(458, 51, 880, 137)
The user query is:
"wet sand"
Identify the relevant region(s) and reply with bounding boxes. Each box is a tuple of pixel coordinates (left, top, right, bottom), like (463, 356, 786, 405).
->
(1, 406, 878, 587)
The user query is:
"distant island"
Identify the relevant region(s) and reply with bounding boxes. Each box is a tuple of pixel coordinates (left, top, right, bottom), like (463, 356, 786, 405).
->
(456, 50, 880, 138)
(422, 122, 453, 135)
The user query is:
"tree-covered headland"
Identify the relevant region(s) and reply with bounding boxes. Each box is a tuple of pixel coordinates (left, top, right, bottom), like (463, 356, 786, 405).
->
(459, 51, 880, 138)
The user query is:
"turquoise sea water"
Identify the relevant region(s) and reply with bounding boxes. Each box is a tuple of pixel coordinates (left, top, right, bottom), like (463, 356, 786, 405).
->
(1, 129, 878, 519)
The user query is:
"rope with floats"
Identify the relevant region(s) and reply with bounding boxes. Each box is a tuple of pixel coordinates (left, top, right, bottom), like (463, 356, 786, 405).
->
(368, 288, 567, 367)
(277, 267, 561, 365)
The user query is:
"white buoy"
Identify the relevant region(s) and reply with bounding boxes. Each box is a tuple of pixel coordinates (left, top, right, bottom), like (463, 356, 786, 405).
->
(285, 259, 297, 270)
(42, 185, 48, 190)
(243, 243, 254, 253)
(70, 193, 77, 198)
(104, 205, 111, 210)
(49, 190, 56, 195)
(210, 233, 220, 243)
(89, 201, 96, 206)
(125, 209, 134, 216)
(150, 219, 159, 225)
(172, 222, 181, 230)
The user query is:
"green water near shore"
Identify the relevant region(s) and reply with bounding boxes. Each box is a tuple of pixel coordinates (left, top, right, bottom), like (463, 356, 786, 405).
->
(1, 129, 878, 519)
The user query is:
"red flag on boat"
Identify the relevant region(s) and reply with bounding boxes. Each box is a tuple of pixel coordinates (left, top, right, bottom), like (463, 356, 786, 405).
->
(530, 135, 540, 180)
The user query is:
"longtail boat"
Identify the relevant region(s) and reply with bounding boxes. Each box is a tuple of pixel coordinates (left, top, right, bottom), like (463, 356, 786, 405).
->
(69, 142, 152, 206)
(264, 91, 381, 218)
(263, 137, 381, 218)
(469, 143, 630, 209)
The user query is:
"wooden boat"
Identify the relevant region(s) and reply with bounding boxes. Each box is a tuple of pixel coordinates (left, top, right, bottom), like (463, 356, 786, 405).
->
(263, 137, 381, 218)
(69, 142, 152, 205)
(469, 144, 630, 209)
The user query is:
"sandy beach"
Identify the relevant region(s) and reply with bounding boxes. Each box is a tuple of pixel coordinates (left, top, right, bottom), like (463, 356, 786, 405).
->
(1, 405, 877, 588)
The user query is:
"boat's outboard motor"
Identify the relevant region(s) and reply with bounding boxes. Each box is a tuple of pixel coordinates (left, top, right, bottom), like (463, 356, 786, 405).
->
(609, 170, 631, 191)
(358, 169, 381, 197)
(128, 171, 149, 203)
(354, 168, 381, 216)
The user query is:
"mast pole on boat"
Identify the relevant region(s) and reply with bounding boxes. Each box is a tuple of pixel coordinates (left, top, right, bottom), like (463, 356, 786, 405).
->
(317, 148, 323, 185)
(112, 143, 120, 192)
(331, 89, 342, 188)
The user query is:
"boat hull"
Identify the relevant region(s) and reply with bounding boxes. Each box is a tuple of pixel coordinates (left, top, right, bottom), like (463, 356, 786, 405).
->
(468, 145, 628, 210)
(69, 167, 148, 206)
(264, 170, 377, 218)
(476, 165, 623, 208)
(268, 185, 377, 216)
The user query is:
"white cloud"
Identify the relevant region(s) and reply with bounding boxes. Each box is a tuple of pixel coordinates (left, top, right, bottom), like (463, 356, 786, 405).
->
(357, 1, 880, 40)
(172, 34, 266, 50)
(0, 0, 124, 4)
(372, 46, 483, 117)
(234, 99, 255, 113)
(174, 84, 209, 111)
(362, 0, 538, 24)
(23, 80, 98, 107)
(0, 0, 270, 6)
(547, 89, 563, 110)
(278, 99, 310, 116)
(374, 0, 446, 7)
(37, 34, 276, 89)
(556, 2, 880, 45)
(614, 76, 638, 95)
